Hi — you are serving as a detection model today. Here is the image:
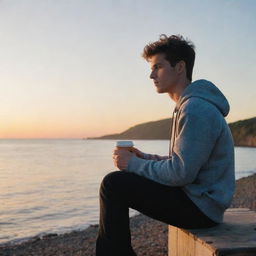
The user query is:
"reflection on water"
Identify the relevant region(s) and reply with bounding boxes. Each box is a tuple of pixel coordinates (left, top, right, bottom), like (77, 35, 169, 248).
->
(0, 139, 255, 245)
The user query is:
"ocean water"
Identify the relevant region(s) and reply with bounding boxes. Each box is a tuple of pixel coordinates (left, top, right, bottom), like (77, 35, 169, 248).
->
(0, 139, 255, 245)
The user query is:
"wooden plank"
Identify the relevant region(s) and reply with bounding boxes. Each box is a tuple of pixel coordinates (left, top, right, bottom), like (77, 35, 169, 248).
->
(193, 236, 214, 256)
(177, 227, 195, 256)
(187, 208, 256, 250)
(168, 208, 256, 256)
(168, 225, 178, 256)
(169, 226, 215, 256)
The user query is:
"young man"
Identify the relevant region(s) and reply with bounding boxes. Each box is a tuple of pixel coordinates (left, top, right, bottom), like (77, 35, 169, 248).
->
(96, 34, 235, 256)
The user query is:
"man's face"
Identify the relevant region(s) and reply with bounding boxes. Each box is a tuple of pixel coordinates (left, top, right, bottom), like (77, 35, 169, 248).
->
(148, 53, 179, 94)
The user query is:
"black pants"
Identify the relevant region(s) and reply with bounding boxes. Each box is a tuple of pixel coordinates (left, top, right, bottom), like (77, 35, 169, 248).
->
(96, 171, 218, 256)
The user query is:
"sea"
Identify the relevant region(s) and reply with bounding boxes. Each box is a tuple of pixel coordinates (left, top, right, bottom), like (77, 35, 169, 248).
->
(0, 139, 255, 245)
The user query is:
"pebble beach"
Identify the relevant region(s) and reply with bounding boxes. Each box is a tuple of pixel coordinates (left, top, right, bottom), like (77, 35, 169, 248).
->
(0, 174, 255, 256)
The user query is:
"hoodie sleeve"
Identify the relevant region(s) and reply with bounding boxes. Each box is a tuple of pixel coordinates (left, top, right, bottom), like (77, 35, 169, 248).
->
(127, 103, 222, 186)
(142, 153, 169, 161)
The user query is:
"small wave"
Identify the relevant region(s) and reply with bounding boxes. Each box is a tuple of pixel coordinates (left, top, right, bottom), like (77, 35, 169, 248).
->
(0, 235, 39, 247)
(236, 169, 256, 179)
(26, 207, 83, 222)
(0, 236, 11, 240)
(16, 206, 47, 214)
(0, 223, 91, 247)
(0, 222, 14, 226)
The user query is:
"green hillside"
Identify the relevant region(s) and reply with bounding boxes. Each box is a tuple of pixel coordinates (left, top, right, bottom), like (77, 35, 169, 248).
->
(89, 119, 171, 140)
(229, 117, 256, 147)
(88, 117, 256, 147)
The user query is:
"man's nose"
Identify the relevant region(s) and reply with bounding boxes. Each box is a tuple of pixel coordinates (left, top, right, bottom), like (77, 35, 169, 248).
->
(150, 71, 155, 79)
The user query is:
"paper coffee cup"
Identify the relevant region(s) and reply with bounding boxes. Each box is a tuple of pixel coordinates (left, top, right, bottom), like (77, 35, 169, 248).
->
(116, 141, 134, 151)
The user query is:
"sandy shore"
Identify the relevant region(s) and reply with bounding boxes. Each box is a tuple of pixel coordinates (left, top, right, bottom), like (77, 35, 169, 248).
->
(0, 174, 255, 256)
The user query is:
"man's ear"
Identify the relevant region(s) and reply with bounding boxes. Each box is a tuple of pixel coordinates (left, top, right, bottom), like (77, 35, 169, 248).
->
(175, 60, 186, 74)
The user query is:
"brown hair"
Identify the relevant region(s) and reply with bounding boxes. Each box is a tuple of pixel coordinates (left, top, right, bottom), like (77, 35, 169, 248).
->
(142, 34, 195, 81)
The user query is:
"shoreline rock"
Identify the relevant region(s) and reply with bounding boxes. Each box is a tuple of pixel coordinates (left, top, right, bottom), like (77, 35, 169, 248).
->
(0, 174, 255, 256)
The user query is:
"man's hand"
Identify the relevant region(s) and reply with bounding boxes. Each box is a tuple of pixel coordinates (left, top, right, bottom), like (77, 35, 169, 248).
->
(112, 148, 135, 170)
(130, 147, 145, 158)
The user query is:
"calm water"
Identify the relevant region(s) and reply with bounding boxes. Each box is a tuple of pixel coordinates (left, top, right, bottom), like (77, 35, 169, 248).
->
(0, 139, 255, 245)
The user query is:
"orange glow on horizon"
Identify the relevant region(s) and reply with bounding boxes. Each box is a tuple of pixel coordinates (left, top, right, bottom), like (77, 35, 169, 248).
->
(0, 120, 127, 139)
(0, 114, 248, 139)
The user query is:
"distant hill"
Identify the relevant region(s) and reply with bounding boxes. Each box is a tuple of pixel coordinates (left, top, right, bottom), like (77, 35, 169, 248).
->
(229, 117, 256, 147)
(87, 117, 256, 147)
(88, 119, 171, 140)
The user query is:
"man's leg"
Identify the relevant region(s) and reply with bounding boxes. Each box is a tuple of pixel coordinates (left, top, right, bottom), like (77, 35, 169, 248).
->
(96, 171, 137, 256)
(96, 171, 217, 256)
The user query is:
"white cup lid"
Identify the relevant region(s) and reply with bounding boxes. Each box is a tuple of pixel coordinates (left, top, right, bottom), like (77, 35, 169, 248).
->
(116, 141, 134, 147)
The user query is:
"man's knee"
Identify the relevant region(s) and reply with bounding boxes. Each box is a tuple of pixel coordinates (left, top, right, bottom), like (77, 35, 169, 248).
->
(101, 170, 120, 186)
(100, 171, 121, 194)
(100, 170, 134, 196)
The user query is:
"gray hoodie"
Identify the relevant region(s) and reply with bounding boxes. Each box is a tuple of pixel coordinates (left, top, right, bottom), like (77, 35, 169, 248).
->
(127, 79, 235, 223)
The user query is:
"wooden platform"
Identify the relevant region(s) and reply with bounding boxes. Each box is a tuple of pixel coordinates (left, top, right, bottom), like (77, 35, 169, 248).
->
(168, 208, 256, 256)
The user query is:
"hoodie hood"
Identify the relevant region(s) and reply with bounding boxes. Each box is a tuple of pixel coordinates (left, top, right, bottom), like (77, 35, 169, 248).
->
(176, 79, 230, 117)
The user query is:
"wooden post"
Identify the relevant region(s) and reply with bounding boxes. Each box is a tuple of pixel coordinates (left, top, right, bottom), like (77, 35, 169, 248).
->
(168, 208, 256, 256)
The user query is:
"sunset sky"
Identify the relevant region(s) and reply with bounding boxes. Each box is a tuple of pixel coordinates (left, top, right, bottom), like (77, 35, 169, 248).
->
(0, 0, 255, 138)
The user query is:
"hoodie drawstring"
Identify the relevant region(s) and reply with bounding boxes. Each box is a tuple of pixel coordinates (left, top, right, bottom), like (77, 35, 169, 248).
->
(169, 107, 178, 157)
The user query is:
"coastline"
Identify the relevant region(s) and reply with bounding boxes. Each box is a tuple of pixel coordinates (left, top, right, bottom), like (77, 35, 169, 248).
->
(1, 173, 255, 256)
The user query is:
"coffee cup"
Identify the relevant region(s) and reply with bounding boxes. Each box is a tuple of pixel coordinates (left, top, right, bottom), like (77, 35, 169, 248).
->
(116, 141, 134, 152)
